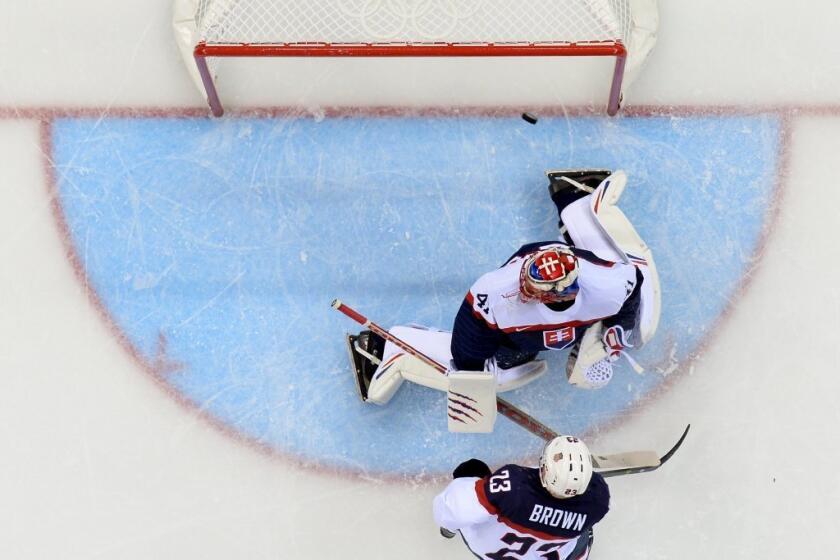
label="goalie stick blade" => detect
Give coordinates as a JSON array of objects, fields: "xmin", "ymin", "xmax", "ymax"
[
  {"xmin": 545, "ymin": 168, "xmax": 612, "ymax": 179},
  {"xmin": 597, "ymin": 424, "xmax": 691, "ymax": 479}
]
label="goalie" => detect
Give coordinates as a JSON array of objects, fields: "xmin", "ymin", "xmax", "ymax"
[{"xmin": 346, "ymin": 170, "xmax": 661, "ymax": 408}]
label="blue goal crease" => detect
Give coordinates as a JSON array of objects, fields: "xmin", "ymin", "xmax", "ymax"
[{"xmin": 50, "ymin": 113, "xmax": 781, "ymax": 475}]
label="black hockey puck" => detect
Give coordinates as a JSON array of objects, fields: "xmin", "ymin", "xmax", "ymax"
[{"xmin": 521, "ymin": 112, "xmax": 538, "ymax": 124}]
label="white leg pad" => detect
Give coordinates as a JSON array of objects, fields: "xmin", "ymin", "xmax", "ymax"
[
  {"xmin": 365, "ymin": 354, "xmax": 406, "ymax": 405},
  {"xmin": 560, "ymin": 171, "xmax": 629, "ymax": 264},
  {"xmin": 383, "ymin": 325, "xmax": 453, "ymax": 367},
  {"xmin": 367, "ymin": 353, "xmax": 450, "ymax": 405},
  {"xmin": 398, "ymin": 354, "xmax": 450, "ymax": 392},
  {"xmin": 367, "ymin": 325, "xmax": 453, "ymax": 404},
  {"xmin": 367, "ymin": 325, "xmax": 550, "ymax": 404},
  {"xmin": 447, "ymin": 371, "xmax": 497, "ymax": 433},
  {"xmin": 560, "ymin": 170, "xmax": 662, "ymax": 344},
  {"xmin": 495, "ymin": 360, "xmax": 548, "ymax": 392}
]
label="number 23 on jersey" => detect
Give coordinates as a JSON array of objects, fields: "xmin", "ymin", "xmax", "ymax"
[{"xmin": 489, "ymin": 469, "xmax": 511, "ymax": 493}]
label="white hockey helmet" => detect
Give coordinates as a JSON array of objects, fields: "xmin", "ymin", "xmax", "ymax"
[
  {"xmin": 520, "ymin": 246, "xmax": 579, "ymax": 303},
  {"xmin": 539, "ymin": 435, "xmax": 593, "ymax": 499}
]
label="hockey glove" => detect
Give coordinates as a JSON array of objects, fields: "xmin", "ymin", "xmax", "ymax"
[
  {"xmin": 603, "ymin": 325, "xmax": 643, "ymax": 373},
  {"xmin": 452, "ymin": 458, "xmax": 491, "ymax": 479},
  {"xmin": 603, "ymin": 325, "xmax": 632, "ymax": 361},
  {"xmin": 581, "ymin": 358, "xmax": 614, "ymax": 388}
]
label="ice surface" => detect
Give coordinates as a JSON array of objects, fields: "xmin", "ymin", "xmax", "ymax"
[{"xmin": 48, "ymin": 115, "xmax": 778, "ymax": 477}]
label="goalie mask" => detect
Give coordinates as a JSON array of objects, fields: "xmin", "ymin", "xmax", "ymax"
[
  {"xmin": 520, "ymin": 247, "xmax": 579, "ymax": 303},
  {"xmin": 539, "ymin": 435, "xmax": 593, "ymax": 499}
]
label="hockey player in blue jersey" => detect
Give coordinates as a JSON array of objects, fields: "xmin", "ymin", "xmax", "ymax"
[
  {"xmin": 434, "ymin": 435, "xmax": 608, "ymax": 560},
  {"xmin": 345, "ymin": 170, "xmax": 661, "ymax": 413}
]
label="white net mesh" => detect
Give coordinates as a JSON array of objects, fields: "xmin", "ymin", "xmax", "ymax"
[{"xmin": 194, "ymin": 0, "xmax": 633, "ymax": 48}]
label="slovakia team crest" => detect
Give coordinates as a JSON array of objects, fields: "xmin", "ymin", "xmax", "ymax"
[
  {"xmin": 543, "ymin": 327, "xmax": 576, "ymax": 350},
  {"xmin": 47, "ymin": 113, "xmax": 783, "ymax": 477}
]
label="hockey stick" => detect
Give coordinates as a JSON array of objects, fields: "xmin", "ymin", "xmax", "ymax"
[
  {"xmin": 332, "ymin": 300, "xmax": 690, "ymax": 476},
  {"xmin": 595, "ymin": 424, "xmax": 691, "ymax": 478},
  {"xmin": 331, "ymin": 299, "xmax": 559, "ymax": 442}
]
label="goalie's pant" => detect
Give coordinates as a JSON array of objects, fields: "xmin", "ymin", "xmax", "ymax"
[{"xmin": 366, "ymin": 325, "xmax": 547, "ymax": 406}]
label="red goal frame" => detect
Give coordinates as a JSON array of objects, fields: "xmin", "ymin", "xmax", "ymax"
[{"xmin": 193, "ymin": 41, "xmax": 628, "ymax": 118}]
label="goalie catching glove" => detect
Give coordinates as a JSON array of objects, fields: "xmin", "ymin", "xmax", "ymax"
[{"xmin": 567, "ymin": 324, "xmax": 643, "ymax": 389}]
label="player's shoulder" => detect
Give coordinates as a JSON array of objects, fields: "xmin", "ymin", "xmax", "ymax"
[
  {"xmin": 469, "ymin": 264, "xmax": 520, "ymax": 303},
  {"xmin": 489, "ymin": 463, "xmax": 536, "ymax": 482},
  {"xmin": 570, "ymin": 472, "xmax": 610, "ymax": 518},
  {"xmin": 485, "ymin": 463, "xmax": 539, "ymax": 489},
  {"xmin": 493, "ymin": 463, "xmax": 534, "ymax": 475},
  {"xmin": 482, "ymin": 464, "xmax": 542, "ymax": 506},
  {"xmin": 587, "ymin": 472, "xmax": 610, "ymax": 504}
]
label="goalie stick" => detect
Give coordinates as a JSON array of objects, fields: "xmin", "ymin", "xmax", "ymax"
[
  {"xmin": 332, "ymin": 299, "xmax": 557, "ymax": 441},
  {"xmin": 331, "ymin": 299, "xmax": 690, "ymax": 476}
]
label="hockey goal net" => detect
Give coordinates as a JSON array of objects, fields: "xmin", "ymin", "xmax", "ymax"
[{"xmin": 173, "ymin": 0, "xmax": 658, "ymax": 116}]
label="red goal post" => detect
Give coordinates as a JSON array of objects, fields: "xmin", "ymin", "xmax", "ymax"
[{"xmin": 173, "ymin": 0, "xmax": 658, "ymax": 117}]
